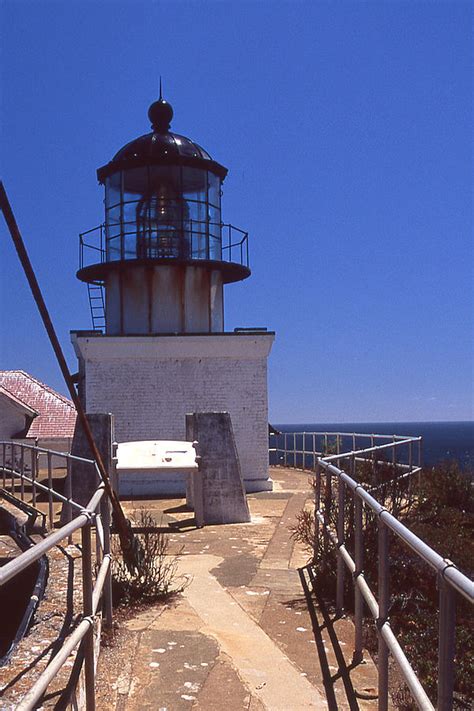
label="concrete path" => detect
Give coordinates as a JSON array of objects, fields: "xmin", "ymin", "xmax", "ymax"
[
  {"xmin": 179, "ymin": 554, "xmax": 327, "ymax": 710},
  {"xmin": 96, "ymin": 467, "xmax": 381, "ymax": 710}
]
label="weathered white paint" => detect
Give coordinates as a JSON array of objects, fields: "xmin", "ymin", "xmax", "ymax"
[
  {"xmin": 104, "ymin": 264, "xmax": 223, "ymax": 335},
  {"xmin": 0, "ymin": 390, "xmax": 36, "ymax": 440},
  {"xmin": 71, "ymin": 332, "xmax": 274, "ymax": 494},
  {"xmin": 116, "ymin": 440, "xmax": 199, "ymax": 497},
  {"xmin": 116, "ymin": 440, "xmax": 198, "ymax": 469}
]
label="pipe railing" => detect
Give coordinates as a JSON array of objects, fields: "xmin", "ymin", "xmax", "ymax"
[
  {"xmin": 271, "ymin": 431, "xmax": 472, "ymax": 709},
  {"xmin": 316, "ymin": 456, "xmax": 473, "ymax": 710},
  {"xmin": 0, "ymin": 441, "xmax": 113, "ymax": 711},
  {"xmin": 270, "ymin": 431, "xmax": 422, "ymax": 479},
  {"xmin": 79, "ymin": 220, "xmax": 249, "ymax": 270}
]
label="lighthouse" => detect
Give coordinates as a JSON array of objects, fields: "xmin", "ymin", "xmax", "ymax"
[{"xmin": 71, "ymin": 92, "xmax": 274, "ymax": 494}]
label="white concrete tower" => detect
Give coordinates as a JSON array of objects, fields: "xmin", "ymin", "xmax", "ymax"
[{"xmin": 72, "ymin": 92, "xmax": 274, "ymax": 493}]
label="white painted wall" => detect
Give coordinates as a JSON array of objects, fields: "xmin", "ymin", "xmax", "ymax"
[
  {"xmin": 72, "ymin": 333, "xmax": 274, "ymax": 493},
  {"xmin": 0, "ymin": 394, "xmax": 31, "ymax": 439}
]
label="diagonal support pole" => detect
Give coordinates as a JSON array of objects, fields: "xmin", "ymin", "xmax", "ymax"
[{"xmin": 0, "ymin": 181, "xmax": 140, "ymax": 570}]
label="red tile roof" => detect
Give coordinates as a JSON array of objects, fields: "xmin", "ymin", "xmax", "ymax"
[
  {"xmin": 0, "ymin": 371, "xmax": 77, "ymax": 438},
  {"xmin": 0, "ymin": 386, "xmax": 39, "ymax": 417}
]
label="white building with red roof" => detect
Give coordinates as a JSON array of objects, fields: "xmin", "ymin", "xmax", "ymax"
[{"xmin": 0, "ymin": 371, "xmax": 76, "ymax": 451}]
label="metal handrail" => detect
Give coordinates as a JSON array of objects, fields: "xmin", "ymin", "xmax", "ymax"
[
  {"xmin": 0, "ymin": 442, "xmax": 113, "ymax": 711},
  {"xmin": 321, "ymin": 459, "xmax": 473, "ymax": 602},
  {"xmin": 271, "ymin": 431, "xmax": 471, "ymax": 709},
  {"xmin": 2, "ymin": 440, "xmax": 95, "ymax": 462},
  {"xmin": 272, "ymin": 431, "xmax": 417, "ymax": 440},
  {"xmin": 0, "ymin": 486, "xmax": 105, "ymax": 586},
  {"xmin": 270, "ymin": 430, "xmax": 422, "ymax": 472},
  {"xmin": 322, "ymin": 437, "xmax": 422, "ymax": 462},
  {"xmin": 316, "ymin": 451, "xmax": 472, "ymax": 711}
]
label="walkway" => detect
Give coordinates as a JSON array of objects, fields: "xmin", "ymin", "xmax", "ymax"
[{"xmin": 96, "ymin": 467, "xmax": 380, "ymax": 710}]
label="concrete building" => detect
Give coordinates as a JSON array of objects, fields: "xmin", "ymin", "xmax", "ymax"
[{"xmin": 72, "ymin": 92, "xmax": 274, "ymax": 494}]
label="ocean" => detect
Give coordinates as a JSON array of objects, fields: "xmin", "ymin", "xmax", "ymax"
[{"xmin": 273, "ymin": 421, "xmax": 474, "ymax": 470}]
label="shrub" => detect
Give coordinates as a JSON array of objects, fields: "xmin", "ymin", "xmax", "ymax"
[
  {"xmin": 111, "ymin": 509, "xmax": 188, "ymax": 606},
  {"xmin": 293, "ymin": 461, "xmax": 474, "ymax": 709}
]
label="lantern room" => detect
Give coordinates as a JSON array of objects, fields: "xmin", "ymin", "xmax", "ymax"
[{"xmin": 77, "ymin": 95, "xmax": 250, "ymax": 335}]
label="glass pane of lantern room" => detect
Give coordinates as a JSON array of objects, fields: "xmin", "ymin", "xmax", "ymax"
[
  {"xmin": 208, "ymin": 173, "xmax": 221, "ymax": 210},
  {"xmin": 208, "ymin": 206, "xmax": 221, "ymax": 260},
  {"xmin": 208, "ymin": 173, "xmax": 222, "ymax": 260},
  {"xmin": 105, "ymin": 172, "xmax": 121, "ymax": 209},
  {"xmin": 122, "ymin": 167, "xmax": 149, "ymax": 258},
  {"xmin": 105, "ymin": 205, "xmax": 122, "ymax": 261},
  {"xmin": 105, "ymin": 173, "xmax": 122, "ymax": 260},
  {"xmin": 182, "ymin": 167, "xmax": 208, "ymax": 259}
]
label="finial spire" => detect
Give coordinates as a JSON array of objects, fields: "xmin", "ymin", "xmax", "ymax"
[{"xmin": 148, "ymin": 82, "xmax": 173, "ymax": 133}]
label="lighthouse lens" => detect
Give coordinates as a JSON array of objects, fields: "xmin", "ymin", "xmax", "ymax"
[
  {"xmin": 104, "ymin": 165, "xmax": 222, "ymax": 262},
  {"xmin": 136, "ymin": 184, "xmax": 189, "ymax": 259}
]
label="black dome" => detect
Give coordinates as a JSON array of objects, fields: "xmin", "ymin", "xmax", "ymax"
[
  {"xmin": 113, "ymin": 131, "xmax": 213, "ymax": 163},
  {"xmin": 97, "ymin": 97, "xmax": 227, "ymax": 182}
]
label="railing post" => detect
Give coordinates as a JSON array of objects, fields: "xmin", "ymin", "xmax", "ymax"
[
  {"xmin": 11, "ymin": 442, "xmax": 16, "ymax": 493},
  {"xmin": 112, "ymin": 441, "xmax": 119, "ymax": 493},
  {"xmin": 81, "ymin": 523, "xmax": 96, "ymax": 711},
  {"xmin": 418, "ymin": 437, "xmax": 423, "ymax": 488},
  {"xmin": 336, "ymin": 473, "xmax": 345, "ymax": 615},
  {"xmin": 353, "ymin": 456, "xmax": 364, "ymax": 664},
  {"xmin": 2, "ymin": 442, "xmax": 6, "ymax": 488},
  {"xmin": 65, "ymin": 456, "xmax": 73, "ymax": 544},
  {"xmin": 284, "ymin": 434, "xmax": 287, "ymax": 467},
  {"xmin": 20, "ymin": 445, "xmax": 25, "ymax": 501},
  {"xmin": 408, "ymin": 440, "xmax": 413, "ymax": 498},
  {"xmin": 101, "ymin": 494, "xmax": 113, "ymax": 629},
  {"xmin": 377, "ymin": 519, "xmax": 389, "ymax": 711},
  {"xmin": 314, "ymin": 460, "xmax": 321, "ymax": 561},
  {"xmin": 95, "ymin": 512, "xmax": 102, "ymax": 563},
  {"xmin": 323, "ymin": 468, "xmax": 332, "ymax": 570},
  {"xmin": 47, "ymin": 451, "xmax": 54, "ymax": 529},
  {"xmin": 312, "ymin": 433, "xmax": 316, "ymax": 470},
  {"xmin": 437, "ymin": 575, "xmax": 456, "ymax": 711},
  {"xmin": 391, "ymin": 439, "xmax": 398, "ymax": 514},
  {"xmin": 31, "ymin": 447, "xmax": 37, "ymax": 507},
  {"xmin": 302, "ymin": 432, "xmax": 305, "ymax": 471},
  {"xmin": 369, "ymin": 434, "xmax": 374, "ymax": 478}
]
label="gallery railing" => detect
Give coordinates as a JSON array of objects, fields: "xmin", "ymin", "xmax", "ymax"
[
  {"xmin": 79, "ymin": 220, "xmax": 249, "ymax": 271},
  {"xmin": 0, "ymin": 441, "xmax": 112, "ymax": 711},
  {"xmin": 271, "ymin": 432, "xmax": 473, "ymax": 711}
]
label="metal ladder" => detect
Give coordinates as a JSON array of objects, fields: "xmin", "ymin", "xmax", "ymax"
[{"xmin": 87, "ymin": 282, "xmax": 106, "ymax": 332}]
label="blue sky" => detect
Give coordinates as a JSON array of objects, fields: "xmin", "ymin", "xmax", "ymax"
[{"xmin": 1, "ymin": 1, "xmax": 472, "ymax": 422}]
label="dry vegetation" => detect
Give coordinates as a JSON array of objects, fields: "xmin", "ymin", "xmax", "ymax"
[
  {"xmin": 111, "ymin": 509, "xmax": 188, "ymax": 607},
  {"xmin": 293, "ymin": 459, "xmax": 474, "ymax": 710}
]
